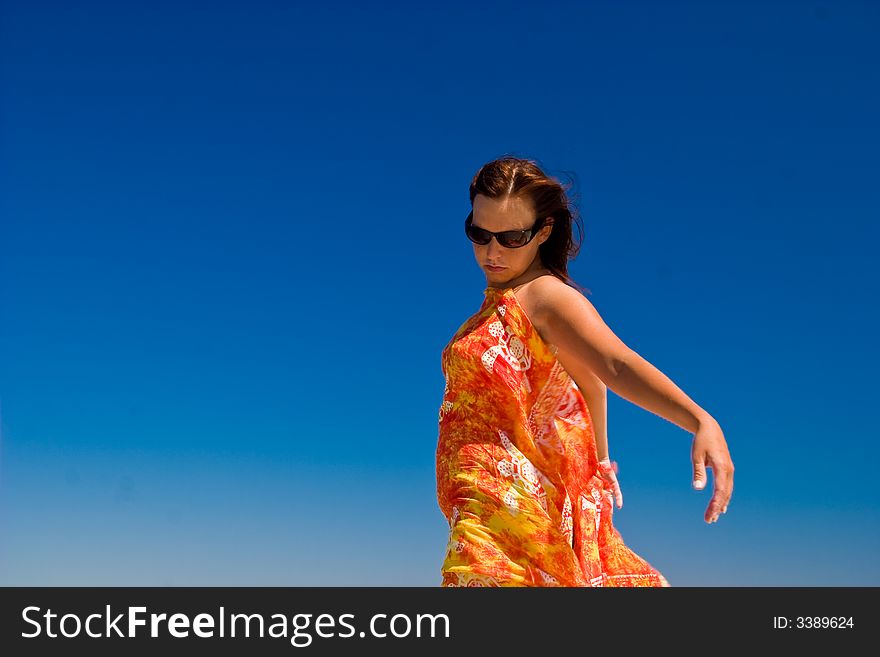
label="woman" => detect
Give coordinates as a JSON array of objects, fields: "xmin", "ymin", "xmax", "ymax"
[{"xmin": 436, "ymin": 156, "xmax": 734, "ymax": 587}]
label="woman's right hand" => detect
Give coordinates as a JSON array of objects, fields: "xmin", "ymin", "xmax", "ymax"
[
  {"xmin": 597, "ymin": 457, "xmax": 623, "ymax": 509},
  {"xmin": 691, "ymin": 416, "xmax": 734, "ymax": 523}
]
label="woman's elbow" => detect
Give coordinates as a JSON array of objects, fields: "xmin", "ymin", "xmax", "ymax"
[{"xmin": 606, "ymin": 349, "xmax": 634, "ymax": 381}]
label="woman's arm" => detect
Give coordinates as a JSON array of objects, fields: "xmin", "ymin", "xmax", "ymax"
[
  {"xmin": 577, "ymin": 369, "xmax": 609, "ymax": 461},
  {"xmin": 532, "ymin": 278, "xmax": 734, "ymax": 523},
  {"xmin": 577, "ymin": 370, "xmax": 623, "ymax": 509},
  {"xmin": 535, "ymin": 280, "xmax": 707, "ymax": 432}
]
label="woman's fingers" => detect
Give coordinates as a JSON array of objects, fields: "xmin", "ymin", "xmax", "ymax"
[
  {"xmin": 691, "ymin": 421, "xmax": 735, "ymax": 524},
  {"xmin": 597, "ymin": 457, "xmax": 623, "ymax": 509},
  {"xmin": 693, "ymin": 459, "xmax": 707, "ymax": 490},
  {"xmin": 706, "ymin": 457, "xmax": 734, "ymax": 523},
  {"xmin": 698, "ymin": 456, "xmax": 734, "ymax": 523},
  {"xmin": 603, "ymin": 477, "xmax": 623, "ymax": 509}
]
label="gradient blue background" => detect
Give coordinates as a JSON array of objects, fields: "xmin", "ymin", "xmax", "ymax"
[{"xmin": 1, "ymin": 0, "xmax": 877, "ymax": 586}]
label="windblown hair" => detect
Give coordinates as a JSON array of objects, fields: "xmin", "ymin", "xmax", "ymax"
[{"xmin": 468, "ymin": 155, "xmax": 589, "ymax": 295}]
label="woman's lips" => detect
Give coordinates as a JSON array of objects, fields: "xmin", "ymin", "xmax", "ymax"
[{"xmin": 486, "ymin": 265, "xmax": 505, "ymax": 272}]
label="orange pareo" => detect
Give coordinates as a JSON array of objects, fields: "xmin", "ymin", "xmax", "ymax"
[{"xmin": 436, "ymin": 285, "xmax": 670, "ymax": 587}]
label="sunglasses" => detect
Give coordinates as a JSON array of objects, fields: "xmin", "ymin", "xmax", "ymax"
[{"xmin": 464, "ymin": 211, "xmax": 546, "ymax": 248}]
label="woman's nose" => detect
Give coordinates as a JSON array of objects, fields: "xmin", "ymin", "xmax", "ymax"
[{"xmin": 486, "ymin": 237, "xmax": 504, "ymax": 256}]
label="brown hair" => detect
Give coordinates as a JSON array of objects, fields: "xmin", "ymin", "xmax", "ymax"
[{"xmin": 468, "ymin": 155, "xmax": 589, "ymax": 296}]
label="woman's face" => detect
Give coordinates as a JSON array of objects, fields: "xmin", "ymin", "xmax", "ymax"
[{"xmin": 471, "ymin": 194, "xmax": 554, "ymax": 285}]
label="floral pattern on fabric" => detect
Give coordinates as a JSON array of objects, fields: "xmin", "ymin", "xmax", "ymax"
[{"xmin": 436, "ymin": 285, "xmax": 670, "ymax": 587}]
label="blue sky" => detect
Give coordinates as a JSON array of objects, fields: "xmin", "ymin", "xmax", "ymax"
[{"xmin": 1, "ymin": 0, "xmax": 877, "ymax": 586}]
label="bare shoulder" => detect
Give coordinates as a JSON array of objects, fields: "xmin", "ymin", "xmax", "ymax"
[
  {"xmin": 518, "ymin": 275, "xmax": 625, "ymax": 383},
  {"xmin": 515, "ymin": 275, "xmax": 586, "ymax": 334},
  {"xmin": 524, "ymin": 275, "xmax": 585, "ymax": 313}
]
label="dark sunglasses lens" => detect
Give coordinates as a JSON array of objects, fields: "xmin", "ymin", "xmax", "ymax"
[
  {"xmin": 466, "ymin": 224, "xmax": 492, "ymax": 244},
  {"xmin": 498, "ymin": 231, "xmax": 529, "ymax": 248}
]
